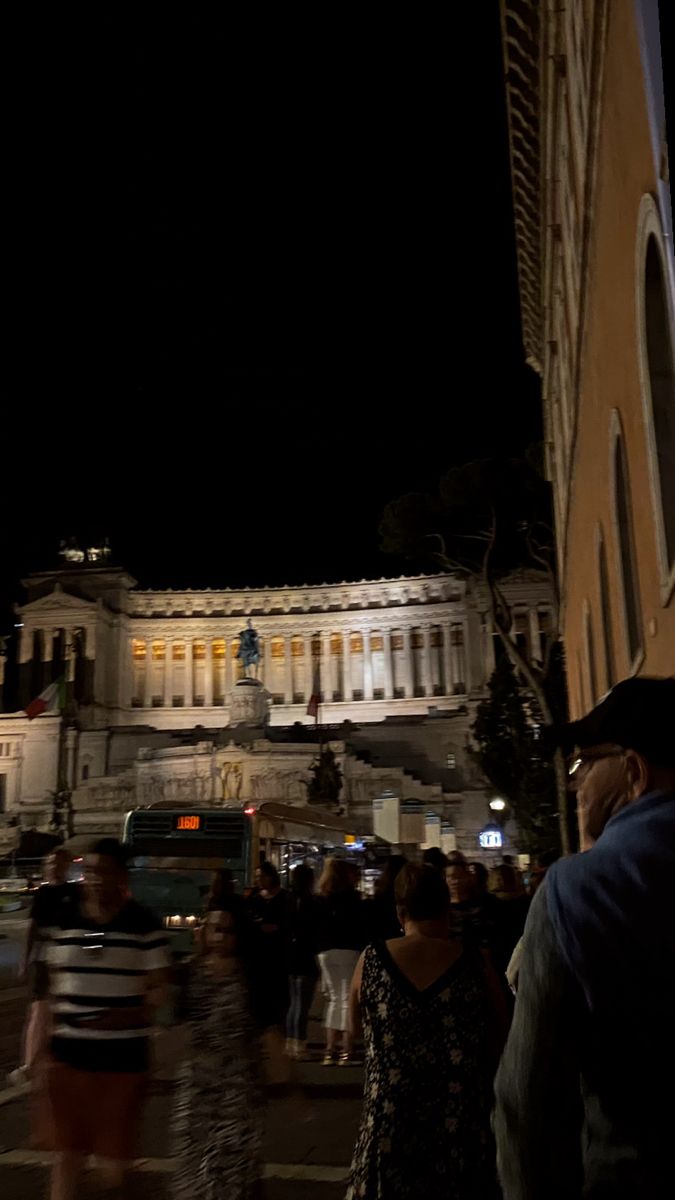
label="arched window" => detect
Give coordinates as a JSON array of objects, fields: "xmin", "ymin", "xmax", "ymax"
[
  {"xmin": 582, "ymin": 601, "xmax": 598, "ymax": 705},
  {"xmin": 636, "ymin": 195, "xmax": 675, "ymax": 602},
  {"xmin": 596, "ymin": 526, "xmax": 615, "ymax": 690},
  {"xmin": 610, "ymin": 414, "xmax": 644, "ymax": 669},
  {"xmin": 577, "ymin": 650, "xmax": 588, "ymax": 715}
]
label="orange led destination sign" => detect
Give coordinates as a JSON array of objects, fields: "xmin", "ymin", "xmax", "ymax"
[{"xmin": 173, "ymin": 814, "xmax": 203, "ymax": 832}]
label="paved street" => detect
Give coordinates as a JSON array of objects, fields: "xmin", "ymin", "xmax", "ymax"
[{"xmin": 0, "ymin": 918, "xmax": 361, "ymax": 1198}]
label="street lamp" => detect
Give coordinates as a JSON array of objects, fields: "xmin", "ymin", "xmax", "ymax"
[{"xmin": 489, "ymin": 797, "xmax": 507, "ymax": 812}]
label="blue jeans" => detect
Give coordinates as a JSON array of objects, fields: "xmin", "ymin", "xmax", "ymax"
[{"xmin": 286, "ymin": 975, "xmax": 317, "ymax": 1042}]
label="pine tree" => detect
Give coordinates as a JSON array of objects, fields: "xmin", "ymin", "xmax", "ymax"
[{"xmin": 471, "ymin": 655, "xmax": 562, "ymax": 858}]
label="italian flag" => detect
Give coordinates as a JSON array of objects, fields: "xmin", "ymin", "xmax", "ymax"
[{"xmin": 24, "ymin": 678, "xmax": 65, "ymax": 720}]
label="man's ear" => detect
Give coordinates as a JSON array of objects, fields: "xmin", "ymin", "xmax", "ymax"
[{"xmin": 623, "ymin": 749, "xmax": 650, "ymax": 799}]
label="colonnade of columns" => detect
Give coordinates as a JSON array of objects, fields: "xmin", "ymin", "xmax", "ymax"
[
  {"xmin": 131, "ymin": 621, "xmax": 471, "ymax": 709},
  {"xmin": 13, "ymin": 611, "xmax": 549, "ymax": 712},
  {"xmin": 13, "ymin": 626, "xmax": 96, "ymax": 707}
]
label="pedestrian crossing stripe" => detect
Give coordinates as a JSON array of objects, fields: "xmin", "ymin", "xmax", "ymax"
[{"xmin": 0, "ymin": 1150, "xmax": 350, "ymax": 1182}]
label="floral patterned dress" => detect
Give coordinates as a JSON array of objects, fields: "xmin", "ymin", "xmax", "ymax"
[
  {"xmin": 172, "ymin": 963, "xmax": 263, "ymax": 1200},
  {"xmin": 347, "ymin": 942, "xmax": 498, "ymax": 1200}
]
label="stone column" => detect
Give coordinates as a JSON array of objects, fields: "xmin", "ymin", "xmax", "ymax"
[
  {"xmin": 41, "ymin": 628, "xmax": 54, "ymax": 689},
  {"xmin": 462, "ymin": 620, "xmax": 472, "ymax": 691},
  {"xmin": 204, "ymin": 638, "xmax": 214, "ymax": 707},
  {"xmin": 451, "ymin": 626, "xmax": 466, "ymax": 693},
  {"xmin": 125, "ymin": 636, "xmax": 135, "ymax": 709},
  {"xmin": 383, "ymin": 628, "xmax": 394, "ymax": 700},
  {"xmin": 225, "ymin": 637, "xmax": 233, "ymax": 698},
  {"xmin": 18, "ymin": 626, "xmax": 33, "ymax": 666},
  {"xmin": 17, "ymin": 625, "xmax": 33, "ymax": 708},
  {"xmin": 321, "ymin": 631, "xmax": 332, "ymax": 701},
  {"xmin": 422, "ymin": 626, "xmax": 433, "ymax": 696},
  {"xmin": 83, "ymin": 625, "xmax": 97, "ymax": 706},
  {"xmin": 442, "ymin": 621, "xmax": 453, "ymax": 695},
  {"xmin": 164, "ymin": 641, "xmax": 174, "ymax": 707},
  {"xmin": 143, "ymin": 640, "xmax": 154, "ymax": 707},
  {"xmin": 465, "ymin": 608, "xmax": 484, "ymax": 692},
  {"xmin": 84, "ymin": 625, "xmax": 96, "ymax": 660},
  {"xmin": 284, "ymin": 635, "xmax": 294, "ymax": 703},
  {"xmin": 184, "ymin": 639, "xmax": 194, "ymax": 707},
  {"xmin": 68, "ymin": 630, "xmax": 81, "ymax": 686},
  {"xmin": 363, "ymin": 630, "xmax": 374, "ymax": 701},
  {"xmin": 343, "ymin": 631, "xmax": 352, "ymax": 702},
  {"xmin": 304, "ymin": 634, "xmax": 314, "ymax": 700},
  {"xmin": 65, "ymin": 727, "xmax": 78, "ymax": 789},
  {"xmin": 258, "ymin": 635, "xmax": 267, "ymax": 688},
  {"xmin": 529, "ymin": 608, "xmax": 542, "ymax": 664},
  {"xmin": 402, "ymin": 627, "xmax": 413, "ymax": 698}
]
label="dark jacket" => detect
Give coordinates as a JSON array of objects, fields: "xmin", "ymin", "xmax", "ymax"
[
  {"xmin": 494, "ymin": 790, "xmax": 675, "ymax": 1199},
  {"xmin": 364, "ymin": 891, "xmax": 402, "ymax": 943},
  {"xmin": 287, "ymin": 892, "xmax": 320, "ymax": 978},
  {"xmin": 316, "ymin": 890, "xmax": 364, "ymax": 953}
]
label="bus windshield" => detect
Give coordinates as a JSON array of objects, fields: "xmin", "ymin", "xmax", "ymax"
[{"xmin": 128, "ymin": 867, "xmax": 210, "ymax": 917}]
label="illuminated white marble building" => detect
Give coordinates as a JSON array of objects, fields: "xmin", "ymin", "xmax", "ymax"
[{"xmin": 0, "ymin": 560, "xmax": 553, "ymax": 855}]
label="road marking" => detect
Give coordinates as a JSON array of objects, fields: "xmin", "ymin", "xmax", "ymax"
[
  {"xmin": 0, "ymin": 1150, "xmax": 350, "ymax": 1181},
  {"xmin": 263, "ymin": 1163, "xmax": 350, "ymax": 1182}
]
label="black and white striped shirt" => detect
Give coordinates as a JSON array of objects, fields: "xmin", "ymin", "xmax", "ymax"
[{"xmin": 45, "ymin": 893, "xmax": 170, "ymax": 1072}]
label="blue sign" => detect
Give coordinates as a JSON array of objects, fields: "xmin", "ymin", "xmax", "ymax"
[{"xmin": 479, "ymin": 829, "xmax": 503, "ymax": 850}]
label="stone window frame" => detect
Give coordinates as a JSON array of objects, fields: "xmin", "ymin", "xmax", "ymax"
[
  {"xmin": 609, "ymin": 409, "xmax": 645, "ymax": 676},
  {"xmin": 635, "ymin": 193, "xmax": 675, "ymax": 606},
  {"xmin": 576, "ymin": 649, "xmax": 587, "ymax": 716},
  {"xmin": 582, "ymin": 599, "xmax": 598, "ymax": 707},
  {"xmin": 595, "ymin": 523, "xmax": 615, "ymax": 693}
]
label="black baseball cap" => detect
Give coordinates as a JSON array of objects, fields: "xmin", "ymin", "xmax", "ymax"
[{"xmin": 553, "ymin": 677, "xmax": 675, "ymax": 767}]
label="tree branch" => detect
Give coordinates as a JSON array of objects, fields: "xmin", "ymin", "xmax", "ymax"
[{"xmin": 424, "ymin": 532, "xmax": 449, "ymax": 558}]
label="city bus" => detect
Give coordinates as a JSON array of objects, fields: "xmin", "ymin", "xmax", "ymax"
[{"xmin": 121, "ymin": 801, "xmax": 389, "ymax": 952}]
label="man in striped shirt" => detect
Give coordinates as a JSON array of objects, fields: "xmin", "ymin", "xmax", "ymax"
[{"xmin": 42, "ymin": 837, "xmax": 169, "ymax": 1200}]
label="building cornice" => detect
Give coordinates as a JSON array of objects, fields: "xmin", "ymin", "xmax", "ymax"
[
  {"xmin": 500, "ymin": 0, "xmax": 543, "ymax": 373},
  {"xmin": 126, "ymin": 604, "xmax": 471, "ymax": 641},
  {"xmin": 127, "ymin": 573, "xmax": 466, "ymax": 618}
]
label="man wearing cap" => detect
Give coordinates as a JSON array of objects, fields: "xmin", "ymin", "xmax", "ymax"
[{"xmin": 493, "ymin": 677, "xmax": 675, "ymax": 1199}]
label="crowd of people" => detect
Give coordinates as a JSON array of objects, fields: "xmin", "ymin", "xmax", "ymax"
[{"xmin": 7, "ymin": 675, "xmax": 674, "ymax": 1199}]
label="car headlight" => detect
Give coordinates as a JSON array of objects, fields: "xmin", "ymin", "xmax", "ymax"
[{"xmin": 164, "ymin": 914, "xmax": 200, "ymax": 929}]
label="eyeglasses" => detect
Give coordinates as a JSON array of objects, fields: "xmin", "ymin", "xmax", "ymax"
[{"xmin": 567, "ymin": 748, "xmax": 625, "ymax": 780}]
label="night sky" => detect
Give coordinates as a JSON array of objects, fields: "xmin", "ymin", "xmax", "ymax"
[{"xmin": 2, "ymin": 5, "xmax": 541, "ymax": 631}]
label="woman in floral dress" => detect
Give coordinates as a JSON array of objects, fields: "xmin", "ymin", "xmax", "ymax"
[
  {"xmin": 346, "ymin": 864, "xmax": 503, "ymax": 1200},
  {"xmin": 172, "ymin": 902, "xmax": 262, "ymax": 1200}
]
